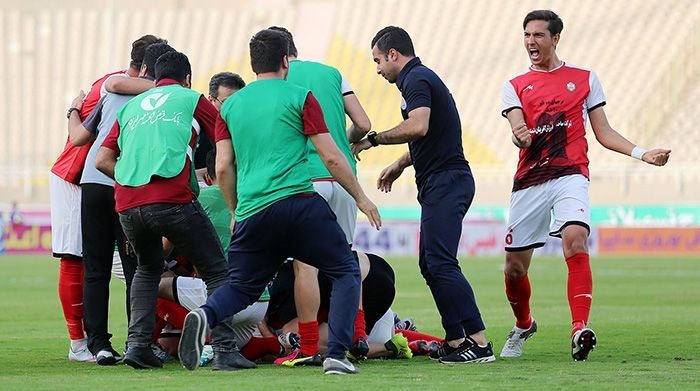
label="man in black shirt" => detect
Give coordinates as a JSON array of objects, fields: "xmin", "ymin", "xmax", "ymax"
[{"xmin": 353, "ymin": 26, "xmax": 494, "ymax": 364}]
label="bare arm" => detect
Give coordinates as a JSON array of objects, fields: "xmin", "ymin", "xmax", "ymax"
[
  {"xmin": 505, "ymin": 108, "xmax": 531, "ymax": 149},
  {"xmin": 310, "ymin": 132, "xmax": 381, "ymax": 229},
  {"xmin": 67, "ymin": 91, "xmax": 95, "ymax": 146},
  {"xmin": 589, "ymin": 107, "xmax": 671, "ymax": 166},
  {"xmin": 344, "ymin": 93, "xmax": 372, "ymax": 143},
  {"xmin": 105, "ymin": 76, "xmax": 154, "ymax": 95},
  {"xmin": 377, "ymin": 152, "xmax": 412, "ymax": 193},
  {"xmin": 95, "ymin": 147, "xmax": 118, "ymax": 179},
  {"xmin": 351, "ymin": 107, "xmax": 430, "ymax": 161},
  {"xmin": 215, "ymin": 139, "xmax": 237, "ymax": 225}
]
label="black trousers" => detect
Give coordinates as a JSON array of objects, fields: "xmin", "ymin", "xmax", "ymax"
[
  {"xmin": 81, "ymin": 183, "xmax": 137, "ymax": 354},
  {"xmin": 417, "ymin": 168, "xmax": 485, "ymax": 340}
]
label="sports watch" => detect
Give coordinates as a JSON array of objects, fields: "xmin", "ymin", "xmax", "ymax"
[{"xmin": 367, "ymin": 131, "xmax": 379, "ymax": 147}]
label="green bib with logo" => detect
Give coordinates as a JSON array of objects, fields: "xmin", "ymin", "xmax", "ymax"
[{"xmin": 114, "ymin": 84, "xmax": 202, "ymax": 194}]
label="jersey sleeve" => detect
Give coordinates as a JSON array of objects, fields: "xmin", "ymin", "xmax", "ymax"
[
  {"xmin": 302, "ymin": 93, "xmax": 329, "ymax": 135},
  {"xmin": 82, "ymin": 97, "xmax": 105, "ymax": 134},
  {"xmin": 403, "ymin": 77, "xmax": 432, "ymax": 112},
  {"xmin": 214, "ymin": 113, "xmax": 232, "ymax": 142},
  {"xmin": 340, "ymin": 74, "xmax": 354, "ymax": 96},
  {"xmin": 501, "ymin": 80, "xmax": 522, "ymax": 118},
  {"xmin": 101, "ymin": 120, "xmax": 121, "ymax": 153},
  {"xmin": 586, "ymin": 71, "xmax": 606, "ymax": 112},
  {"xmin": 193, "ymin": 95, "xmax": 218, "ymax": 143}
]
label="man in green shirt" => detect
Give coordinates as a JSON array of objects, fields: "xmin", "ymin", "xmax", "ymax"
[
  {"xmin": 268, "ymin": 26, "xmax": 373, "ymax": 365},
  {"xmin": 178, "ymin": 29, "xmax": 381, "ymax": 376}
]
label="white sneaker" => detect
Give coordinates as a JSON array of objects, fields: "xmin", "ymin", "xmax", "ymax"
[
  {"xmin": 323, "ymin": 357, "xmax": 359, "ymax": 375},
  {"xmin": 500, "ymin": 320, "xmax": 537, "ymax": 358},
  {"xmin": 68, "ymin": 339, "xmax": 95, "ymax": 362}
]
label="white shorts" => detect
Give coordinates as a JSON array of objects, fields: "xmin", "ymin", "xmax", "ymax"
[
  {"xmin": 49, "ymin": 173, "xmax": 82, "ymax": 258},
  {"xmin": 173, "ymin": 276, "xmax": 268, "ymax": 347},
  {"xmin": 367, "ymin": 308, "xmax": 395, "ymax": 344},
  {"xmin": 313, "ymin": 180, "xmax": 357, "ymax": 245},
  {"xmin": 505, "ymin": 174, "xmax": 591, "ymax": 251}
]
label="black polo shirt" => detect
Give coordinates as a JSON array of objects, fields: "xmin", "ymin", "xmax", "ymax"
[{"xmin": 396, "ymin": 57, "xmax": 468, "ymax": 187}]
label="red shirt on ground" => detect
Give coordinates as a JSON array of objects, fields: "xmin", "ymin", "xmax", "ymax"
[
  {"xmin": 101, "ymin": 79, "xmax": 218, "ymax": 212},
  {"xmin": 502, "ymin": 63, "xmax": 606, "ymax": 191},
  {"xmin": 51, "ymin": 70, "xmax": 124, "ymax": 184}
]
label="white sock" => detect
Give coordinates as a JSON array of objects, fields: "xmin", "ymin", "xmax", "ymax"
[{"xmin": 70, "ymin": 338, "xmax": 87, "ymax": 351}]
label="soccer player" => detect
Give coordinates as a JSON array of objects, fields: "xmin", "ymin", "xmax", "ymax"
[
  {"xmin": 267, "ymin": 26, "xmax": 373, "ymax": 366},
  {"xmin": 95, "ymin": 51, "xmax": 250, "ymax": 370},
  {"xmin": 54, "ymin": 34, "xmax": 164, "ymax": 362},
  {"xmin": 499, "ymin": 10, "xmax": 671, "ymax": 361},
  {"xmin": 177, "ymin": 29, "xmax": 381, "ymax": 375},
  {"xmin": 353, "ymin": 26, "xmax": 494, "ymax": 364}
]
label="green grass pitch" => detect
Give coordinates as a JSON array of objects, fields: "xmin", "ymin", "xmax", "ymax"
[{"xmin": 0, "ymin": 254, "xmax": 698, "ymax": 389}]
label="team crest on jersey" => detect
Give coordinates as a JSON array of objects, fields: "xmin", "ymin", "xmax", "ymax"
[
  {"xmin": 566, "ymin": 82, "xmax": 576, "ymax": 92},
  {"xmin": 141, "ymin": 92, "xmax": 171, "ymax": 111}
]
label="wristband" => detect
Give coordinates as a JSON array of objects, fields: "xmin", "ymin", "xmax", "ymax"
[
  {"xmin": 631, "ymin": 146, "xmax": 647, "ymax": 160},
  {"xmin": 66, "ymin": 107, "xmax": 81, "ymax": 119}
]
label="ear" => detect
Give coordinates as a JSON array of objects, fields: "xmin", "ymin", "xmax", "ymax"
[
  {"xmin": 388, "ymin": 48, "xmax": 399, "ymax": 62},
  {"xmin": 552, "ymin": 33, "xmax": 560, "ymax": 47},
  {"xmin": 184, "ymin": 74, "xmax": 192, "ymax": 88},
  {"xmin": 282, "ymin": 55, "xmax": 290, "ymax": 71}
]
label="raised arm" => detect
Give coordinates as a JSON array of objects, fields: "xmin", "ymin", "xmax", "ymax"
[
  {"xmin": 589, "ymin": 107, "xmax": 670, "ymax": 166},
  {"xmin": 67, "ymin": 91, "xmax": 97, "ymax": 146},
  {"xmin": 104, "ymin": 75, "xmax": 154, "ymax": 95}
]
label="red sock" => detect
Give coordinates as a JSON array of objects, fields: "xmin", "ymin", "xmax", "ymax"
[
  {"xmin": 298, "ymin": 321, "xmax": 319, "ymax": 356},
  {"xmin": 152, "ymin": 316, "xmax": 168, "ymax": 342},
  {"xmin": 505, "ymin": 274, "xmax": 532, "ymax": 329},
  {"xmin": 399, "ymin": 329, "xmax": 442, "ymax": 343},
  {"xmin": 566, "ymin": 253, "xmax": 593, "ymax": 334},
  {"xmin": 58, "ymin": 258, "xmax": 85, "ymax": 340},
  {"xmin": 240, "ymin": 337, "xmax": 281, "ymax": 361},
  {"xmin": 156, "ymin": 298, "xmax": 189, "ymax": 330},
  {"xmin": 353, "ymin": 308, "xmax": 367, "ymax": 342}
]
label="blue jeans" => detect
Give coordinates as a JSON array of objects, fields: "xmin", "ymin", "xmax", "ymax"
[{"xmin": 119, "ymin": 201, "xmax": 235, "ymax": 351}]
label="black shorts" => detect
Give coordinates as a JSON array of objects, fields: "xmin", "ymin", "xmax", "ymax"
[{"xmin": 267, "ymin": 252, "xmax": 395, "ymax": 333}]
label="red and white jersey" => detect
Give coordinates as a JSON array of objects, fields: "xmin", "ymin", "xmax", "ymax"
[
  {"xmin": 501, "ymin": 63, "xmax": 606, "ymax": 191},
  {"xmin": 50, "ymin": 70, "xmax": 124, "ymax": 184}
]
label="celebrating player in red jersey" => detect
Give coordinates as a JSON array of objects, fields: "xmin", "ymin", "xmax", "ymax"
[{"xmin": 499, "ymin": 10, "xmax": 670, "ymax": 361}]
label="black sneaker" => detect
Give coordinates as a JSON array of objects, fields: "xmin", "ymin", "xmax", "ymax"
[
  {"xmin": 124, "ymin": 346, "xmax": 163, "ymax": 369},
  {"xmin": 96, "ymin": 346, "xmax": 123, "ymax": 366},
  {"xmin": 348, "ymin": 337, "xmax": 369, "ymax": 362},
  {"xmin": 178, "ymin": 308, "xmax": 209, "ymax": 371},
  {"xmin": 429, "ymin": 341, "xmax": 457, "ymax": 360},
  {"xmin": 212, "ymin": 350, "xmax": 257, "ymax": 371},
  {"xmin": 571, "ymin": 328, "xmax": 597, "ymax": 361},
  {"xmin": 439, "ymin": 339, "xmax": 496, "ymax": 364}
]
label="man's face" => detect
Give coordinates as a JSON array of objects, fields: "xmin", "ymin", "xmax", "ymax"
[
  {"xmin": 372, "ymin": 45, "xmax": 400, "ymax": 84},
  {"xmin": 524, "ymin": 20, "xmax": 559, "ymax": 67},
  {"xmin": 209, "ymin": 86, "xmax": 238, "ymax": 111}
]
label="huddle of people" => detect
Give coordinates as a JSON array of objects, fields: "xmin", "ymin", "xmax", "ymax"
[{"xmin": 50, "ymin": 9, "xmax": 670, "ymax": 376}]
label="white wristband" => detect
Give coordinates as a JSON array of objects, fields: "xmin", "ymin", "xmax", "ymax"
[{"xmin": 631, "ymin": 146, "xmax": 647, "ymax": 160}]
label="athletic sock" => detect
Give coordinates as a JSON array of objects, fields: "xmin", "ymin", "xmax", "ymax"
[
  {"xmin": 505, "ymin": 274, "xmax": 533, "ymax": 329},
  {"xmin": 398, "ymin": 329, "xmax": 442, "ymax": 343},
  {"xmin": 566, "ymin": 253, "xmax": 593, "ymax": 335},
  {"xmin": 156, "ymin": 298, "xmax": 189, "ymax": 330},
  {"xmin": 58, "ymin": 258, "xmax": 85, "ymax": 340},
  {"xmin": 298, "ymin": 321, "xmax": 319, "ymax": 356},
  {"xmin": 353, "ymin": 308, "xmax": 367, "ymax": 342},
  {"xmin": 240, "ymin": 337, "xmax": 281, "ymax": 361}
]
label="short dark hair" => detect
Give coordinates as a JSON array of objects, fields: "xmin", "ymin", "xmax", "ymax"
[
  {"xmin": 143, "ymin": 43, "xmax": 176, "ymax": 78},
  {"xmin": 267, "ymin": 26, "xmax": 297, "ymax": 57},
  {"xmin": 370, "ymin": 26, "xmax": 415, "ymax": 57},
  {"xmin": 523, "ymin": 10, "xmax": 563, "ymax": 36},
  {"xmin": 206, "ymin": 149, "xmax": 216, "ymax": 180},
  {"xmin": 130, "ymin": 34, "xmax": 167, "ymax": 68},
  {"xmin": 155, "ymin": 51, "xmax": 191, "ymax": 83},
  {"xmin": 208, "ymin": 72, "xmax": 246, "ymax": 98},
  {"xmin": 249, "ymin": 29, "xmax": 289, "ymax": 74}
]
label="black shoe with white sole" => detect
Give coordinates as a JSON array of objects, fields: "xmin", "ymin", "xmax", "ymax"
[
  {"xmin": 439, "ymin": 339, "xmax": 496, "ymax": 364},
  {"xmin": 178, "ymin": 308, "xmax": 209, "ymax": 371},
  {"xmin": 571, "ymin": 328, "xmax": 597, "ymax": 361},
  {"xmin": 124, "ymin": 346, "xmax": 163, "ymax": 369}
]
